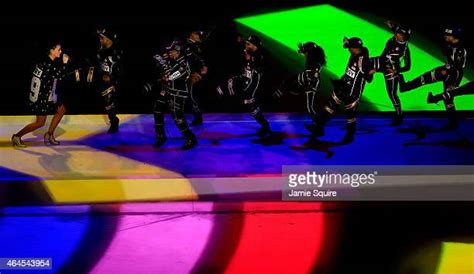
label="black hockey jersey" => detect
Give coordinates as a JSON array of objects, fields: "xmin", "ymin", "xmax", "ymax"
[
  {"xmin": 444, "ymin": 43, "xmax": 467, "ymax": 70},
  {"xmin": 340, "ymin": 47, "xmax": 373, "ymax": 98},
  {"xmin": 29, "ymin": 57, "xmax": 67, "ymax": 106},
  {"xmin": 380, "ymin": 37, "xmax": 411, "ymax": 73},
  {"xmin": 184, "ymin": 39, "xmax": 206, "ymax": 73},
  {"xmin": 97, "ymin": 44, "xmax": 123, "ymax": 79}
]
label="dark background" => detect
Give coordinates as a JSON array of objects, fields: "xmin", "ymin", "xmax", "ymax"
[{"xmin": 1, "ymin": 0, "xmax": 473, "ymax": 115}]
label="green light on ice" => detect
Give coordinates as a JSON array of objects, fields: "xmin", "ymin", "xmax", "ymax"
[{"xmin": 236, "ymin": 4, "xmax": 471, "ymax": 111}]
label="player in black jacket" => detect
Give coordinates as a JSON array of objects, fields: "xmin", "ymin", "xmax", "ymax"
[
  {"xmin": 400, "ymin": 27, "xmax": 467, "ymax": 128},
  {"xmin": 312, "ymin": 37, "xmax": 375, "ymax": 143},
  {"xmin": 216, "ymin": 35, "xmax": 271, "ymax": 137},
  {"xmin": 185, "ymin": 30, "xmax": 208, "ymax": 126},
  {"xmin": 372, "ymin": 21, "xmax": 411, "ymax": 126},
  {"xmin": 95, "ymin": 27, "xmax": 123, "ymax": 133},
  {"xmin": 153, "ymin": 41, "xmax": 197, "ymax": 150},
  {"xmin": 273, "ymin": 42, "xmax": 326, "ymax": 131},
  {"xmin": 12, "ymin": 43, "xmax": 70, "ymax": 148}
]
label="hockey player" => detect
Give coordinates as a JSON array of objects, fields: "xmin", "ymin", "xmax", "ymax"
[
  {"xmin": 313, "ymin": 37, "xmax": 375, "ymax": 143},
  {"xmin": 216, "ymin": 35, "xmax": 271, "ymax": 137},
  {"xmin": 372, "ymin": 21, "xmax": 411, "ymax": 126},
  {"xmin": 273, "ymin": 42, "xmax": 326, "ymax": 133},
  {"xmin": 153, "ymin": 41, "xmax": 197, "ymax": 150},
  {"xmin": 12, "ymin": 42, "xmax": 70, "ymax": 148},
  {"xmin": 400, "ymin": 27, "xmax": 467, "ymax": 128},
  {"xmin": 95, "ymin": 26, "xmax": 123, "ymax": 133},
  {"xmin": 184, "ymin": 30, "xmax": 208, "ymax": 126}
]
